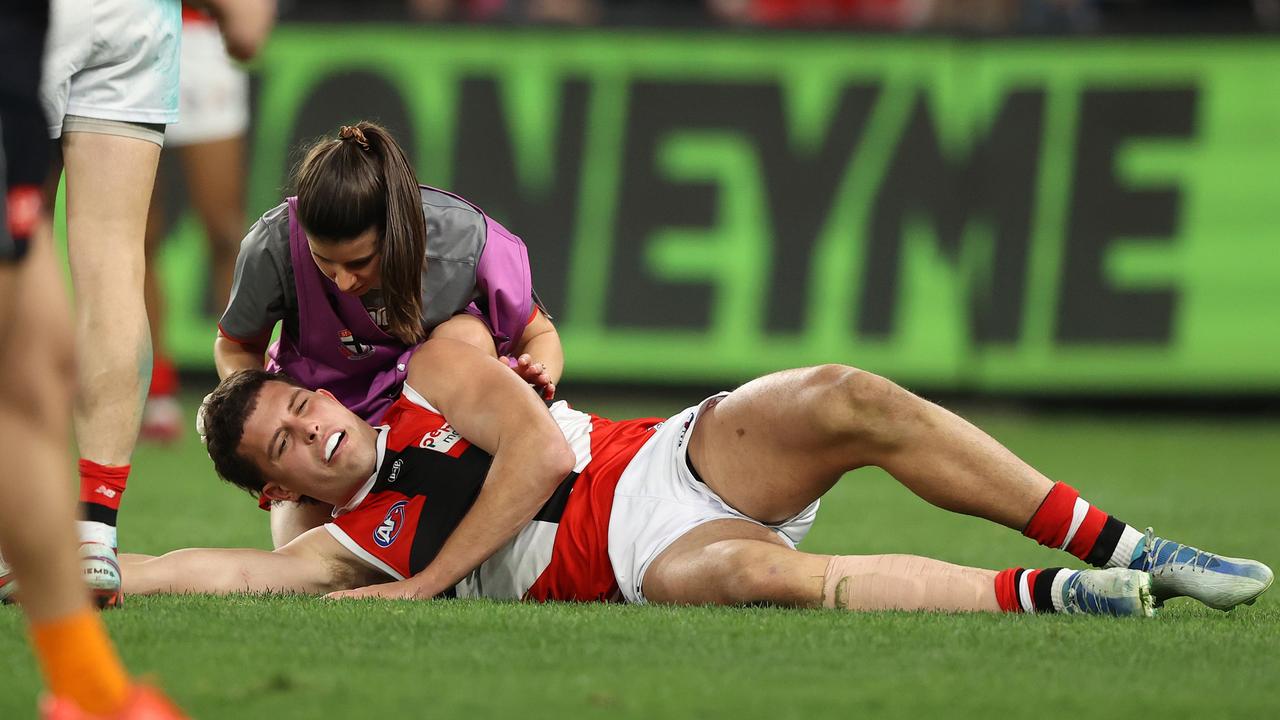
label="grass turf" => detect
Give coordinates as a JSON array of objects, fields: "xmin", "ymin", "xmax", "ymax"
[{"xmin": 2, "ymin": 393, "xmax": 1278, "ymax": 719}]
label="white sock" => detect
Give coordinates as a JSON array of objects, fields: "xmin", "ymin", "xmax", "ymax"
[
  {"xmin": 1109, "ymin": 526, "xmax": 1145, "ymax": 568},
  {"xmin": 77, "ymin": 521, "xmax": 117, "ymax": 549},
  {"xmin": 1050, "ymin": 570, "xmax": 1075, "ymax": 612}
]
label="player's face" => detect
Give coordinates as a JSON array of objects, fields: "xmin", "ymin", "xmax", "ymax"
[
  {"xmin": 239, "ymin": 381, "xmax": 380, "ymax": 506},
  {"xmin": 307, "ymin": 227, "xmax": 382, "ymax": 296}
]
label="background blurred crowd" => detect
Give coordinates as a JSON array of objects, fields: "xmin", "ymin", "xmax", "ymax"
[{"xmin": 281, "ymin": 0, "xmax": 1280, "ymax": 32}]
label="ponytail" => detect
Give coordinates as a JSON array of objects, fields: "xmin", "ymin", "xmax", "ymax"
[{"xmin": 295, "ymin": 121, "xmax": 427, "ymax": 346}]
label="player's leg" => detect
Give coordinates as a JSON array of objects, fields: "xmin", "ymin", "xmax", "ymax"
[
  {"xmin": 687, "ymin": 365, "xmax": 1049, "ymax": 526},
  {"xmin": 140, "ymin": 159, "xmax": 182, "ymax": 442},
  {"xmin": 0, "ymin": 218, "xmax": 132, "ymax": 715},
  {"xmin": 181, "ymin": 136, "xmax": 245, "ymax": 313},
  {"xmin": 62, "ymin": 128, "xmax": 161, "ymax": 580},
  {"xmin": 688, "ymin": 364, "xmax": 1272, "ymax": 610},
  {"xmin": 641, "ymin": 520, "xmax": 1152, "ymax": 616}
]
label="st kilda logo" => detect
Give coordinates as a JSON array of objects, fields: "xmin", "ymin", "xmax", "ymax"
[{"xmin": 338, "ymin": 329, "xmax": 375, "ymax": 360}]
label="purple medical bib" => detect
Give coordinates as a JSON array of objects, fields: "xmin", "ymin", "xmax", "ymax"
[{"xmin": 266, "ymin": 198, "xmax": 415, "ymax": 423}]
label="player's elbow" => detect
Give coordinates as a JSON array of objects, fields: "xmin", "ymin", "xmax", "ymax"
[{"xmin": 534, "ymin": 438, "xmax": 577, "ymax": 492}]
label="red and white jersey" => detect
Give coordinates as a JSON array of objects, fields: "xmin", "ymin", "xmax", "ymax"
[{"xmin": 323, "ymin": 384, "xmax": 661, "ymax": 602}]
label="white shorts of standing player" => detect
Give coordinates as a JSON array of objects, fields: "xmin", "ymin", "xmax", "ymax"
[
  {"xmin": 167, "ymin": 18, "xmax": 250, "ymax": 147},
  {"xmin": 41, "ymin": 0, "xmax": 181, "ymax": 144}
]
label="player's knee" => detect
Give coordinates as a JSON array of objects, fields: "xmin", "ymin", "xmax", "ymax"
[
  {"xmin": 0, "ymin": 324, "xmax": 74, "ymax": 428},
  {"xmin": 806, "ymin": 364, "xmax": 920, "ymax": 446},
  {"xmin": 703, "ymin": 540, "xmax": 793, "ymax": 605}
]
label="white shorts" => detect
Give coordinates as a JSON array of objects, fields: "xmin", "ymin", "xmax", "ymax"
[
  {"xmin": 166, "ymin": 21, "xmax": 249, "ymax": 146},
  {"xmin": 41, "ymin": 0, "xmax": 181, "ymax": 139},
  {"xmin": 608, "ymin": 393, "xmax": 820, "ymax": 605}
]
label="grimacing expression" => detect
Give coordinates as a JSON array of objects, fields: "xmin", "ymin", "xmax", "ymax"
[
  {"xmin": 239, "ymin": 381, "xmax": 380, "ymax": 506},
  {"xmin": 307, "ymin": 226, "xmax": 382, "ymax": 296}
]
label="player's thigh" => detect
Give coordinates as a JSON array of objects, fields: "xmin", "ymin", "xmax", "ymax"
[
  {"xmin": 0, "ymin": 227, "xmax": 74, "ymax": 425},
  {"xmin": 61, "ymin": 130, "xmax": 160, "ymax": 291},
  {"xmin": 688, "ymin": 365, "xmax": 898, "ymax": 524},
  {"xmin": 643, "ymin": 518, "xmax": 827, "ymax": 607}
]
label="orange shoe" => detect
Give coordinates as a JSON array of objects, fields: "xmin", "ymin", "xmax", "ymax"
[{"xmin": 41, "ymin": 685, "xmax": 188, "ymax": 720}]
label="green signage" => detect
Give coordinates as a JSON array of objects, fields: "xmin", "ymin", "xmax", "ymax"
[{"xmin": 152, "ymin": 28, "xmax": 1280, "ymax": 393}]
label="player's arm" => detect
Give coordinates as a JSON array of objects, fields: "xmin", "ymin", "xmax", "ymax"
[
  {"xmin": 121, "ymin": 527, "xmax": 383, "ymax": 596},
  {"xmin": 329, "ymin": 338, "xmax": 576, "ymax": 601}
]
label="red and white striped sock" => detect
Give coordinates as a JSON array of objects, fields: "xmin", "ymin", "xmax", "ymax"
[
  {"xmin": 994, "ymin": 567, "xmax": 1075, "ymax": 613},
  {"xmin": 1022, "ymin": 482, "xmax": 1145, "ymax": 568}
]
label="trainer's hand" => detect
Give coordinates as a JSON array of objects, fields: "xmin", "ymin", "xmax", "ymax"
[
  {"xmin": 501, "ymin": 353, "xmax": 556, "ymax": 400},
  {"xmin": 325, "ymin": 579, "xmax": 433, "ymax": 601}
]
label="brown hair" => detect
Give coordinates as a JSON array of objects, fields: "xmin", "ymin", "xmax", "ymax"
[
  {"xmin": 295, "ymin": 121, "xmax": 427, "ymax": 345},
  {"xmin": 201, "ymin": 369, "xmax": 306, "ymax": 498}
]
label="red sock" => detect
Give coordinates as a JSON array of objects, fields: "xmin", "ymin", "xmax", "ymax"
[
  {"xmin": 78, "ymin": 460, "xmax": 129, "ymax": 528},
  {"xmin": 149, "ymin": 353, "xmax": 178, "ymax": 397},
  {"xmin": 995, "ymin": 567, "xmax": 1067, "ymax": 613},
  {"xmin": 1023, "ymin": 482, "xmax": 1138, "ymax": 568}
]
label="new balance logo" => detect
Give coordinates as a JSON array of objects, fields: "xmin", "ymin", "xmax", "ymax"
[{"xmin": 94, "ymin": 485, "xmax": 118, "ymax": 499}]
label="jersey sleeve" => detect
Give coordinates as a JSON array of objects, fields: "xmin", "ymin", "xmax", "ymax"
[
  {"xmin": 472, "ymin": 214, "xmax": 536, "ymax": 358},
  {"xmin": 218, "ymin": 209, "xmax": 290, "ymax": 344}
]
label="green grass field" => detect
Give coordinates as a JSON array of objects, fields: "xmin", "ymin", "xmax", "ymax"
[{"xmin": 2, "ymin": 392, "xmax": 1278, "ymax": 719}]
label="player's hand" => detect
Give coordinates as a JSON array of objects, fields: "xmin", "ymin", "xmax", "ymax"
[
  {"xmin": 324, "ymin": 578, "xmax": 434, "ymax": 601},
  {"xmin": 205, "ymin": 0, "xmax": 277, "ymax": 62},
  {"xmin": 501, "ymin": 353, "xmax": 556, "ymax": 400}
]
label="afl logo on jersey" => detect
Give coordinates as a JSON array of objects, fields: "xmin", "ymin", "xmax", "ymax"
[
  {"xmin": 374, "ymin": 500, "xmax": 408, "ymax": 548},
  {"xmin": 338, "ymin": 329, "xmax": 375, "ymax": 360}
]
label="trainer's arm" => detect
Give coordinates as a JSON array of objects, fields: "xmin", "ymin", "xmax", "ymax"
[
  {"xmin": 507, "ymin": 309, "xmax": 563, "ymax": 400},
  {"xmin": 213, "ymin": 334, "xmax": 268, "ymax": 379},
  {"xmin": 327, "ymin": 338, "xmax": 575, "ymax": 601},
  {"xmin": 122, "ymin": 527, "xmax": 380, "ymax": 596}
]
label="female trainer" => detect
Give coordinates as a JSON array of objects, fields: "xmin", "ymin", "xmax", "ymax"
[{"xmin": 213, "ymin": 121, "xmax": 563, "ymax": 545}]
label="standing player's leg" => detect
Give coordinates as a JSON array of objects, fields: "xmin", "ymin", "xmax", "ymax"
[
  {"xmin": 62, "ymin": 128, "xmax": 162, "ymax": 607},
  {"xmin": 180, "ymin": 136, "xmax": 245, "ymax": 323},
  {"xmin": 140, "ymin": 160, "xmax": 180, "ymax": 442},
  {"xmin": 0, "ymin": 219, "xmax": 134, "ymax": 716},
  {"xmin": 683, "ymin": 365, "xmax": 1271, "ymax": 610}
]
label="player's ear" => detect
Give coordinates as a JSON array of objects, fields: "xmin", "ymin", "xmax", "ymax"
[
  {"xmin": 261, "ymin": 483, "xmax": 300, "ymax": 503},
  {"xmin": 316, "ymin": 389, "xmax": 337, "ymax": 402}
]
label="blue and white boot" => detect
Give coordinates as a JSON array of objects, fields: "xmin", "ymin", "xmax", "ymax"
[
  {"xmin": 1061, "ymin": 568, "xmax": 1155, "ymax": 617},
  {"xmin": 1131, "ymin": 528, "xmax": 1273, "ymax": 611}
]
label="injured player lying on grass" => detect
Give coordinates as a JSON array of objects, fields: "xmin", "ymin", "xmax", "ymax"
[{"xmin": 121, "ymin": 339, "xmax": 1273, "ymax": 616}]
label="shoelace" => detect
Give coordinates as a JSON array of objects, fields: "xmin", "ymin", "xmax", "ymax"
[
  {"xmin": 1143, "ymin": 527, "xmax": 1212, "ymax": 575},
  {"xmin": 1065, "ymin": 574, "xmax": 1107, "ymax": 614}
]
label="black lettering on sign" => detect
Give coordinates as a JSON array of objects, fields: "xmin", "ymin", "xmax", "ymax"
[
  {"xmin": 451, "ymin": 77, "xmax": 591, "ymax": 318},
  {"xmin": 1057, "ymin": 87, "xmax": 1196, "ymax": 344},
  {"xmin": 859, "ymin": 89, "xmax": 1045, "ymax": 342},
  {"xmin": 609, "ymin": 80, "xmax": 877, "ymax": 331},
  {"xmin": 761, "ymin": 84, "xmax": 880, "ymax": 333}
]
